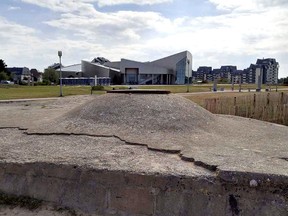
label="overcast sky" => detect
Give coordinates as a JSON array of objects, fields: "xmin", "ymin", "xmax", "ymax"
[{"xmin": 0, "ymin": 0, "xmax": 287, "ymax": 77}]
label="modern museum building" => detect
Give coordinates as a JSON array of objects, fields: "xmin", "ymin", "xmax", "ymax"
[{"xmin": 59, "ymin": 50, "xmax": 192, "ymax": 85}]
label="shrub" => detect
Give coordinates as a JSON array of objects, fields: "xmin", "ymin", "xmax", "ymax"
[
  {"xmin": 92, "ymin": 85, "xmax": 104, "ymax": 91},
  {"xmin": 42, "ymin": 80, "xmax": 51, "ymax": 85}
]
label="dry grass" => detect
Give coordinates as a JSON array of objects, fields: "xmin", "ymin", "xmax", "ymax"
[{"xmin": 186, "ymin": 92, "xmax": 288, "ymax": 126}]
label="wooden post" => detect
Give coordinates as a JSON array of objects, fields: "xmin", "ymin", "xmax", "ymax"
[
  {"xmin": 251, "ymin": 94, "xmax": 256, "ymax": 118},
  {"xmin": 234, "ymin": 97, "xmax": 237, "ymax": 115},
  {"xmin": 267, "ymin": 93, "xmax": 270, "ymax": 106},
  {"xmin": 213, "ymin": 98, "xmax": 217, "ymax": 113}
]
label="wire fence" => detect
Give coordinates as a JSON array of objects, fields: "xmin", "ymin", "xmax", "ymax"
[{"xmin": 204, "ymin": 92, "xmax": 288, "ymax": 126}]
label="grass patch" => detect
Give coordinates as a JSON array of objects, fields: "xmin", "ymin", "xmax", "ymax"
[{"xmin": 0, "ymin": 85, "xmax": 92, "ymax": 100}]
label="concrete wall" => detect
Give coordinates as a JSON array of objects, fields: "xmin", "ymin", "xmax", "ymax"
[
  {"xmin": 0, "ymin": 162, "xmax": 287, "ymax": 216},
  {"xmin": 82, "ymin": 60, "xmax": 110, "ymax": 78},
  {"xmin": 105, "ymin": 61, "xmax": 121, "ymax": 70},
  {"xmin": 151, "ymin": 51, "xmax": 192, "ymax": 75}
]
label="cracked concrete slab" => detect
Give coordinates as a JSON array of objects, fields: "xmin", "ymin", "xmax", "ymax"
[
  {"xmin": 0, "ymin": 128, "xmax": 211, "ymax": 177},
  {"xmin": 0, "ymin": 94, "xmax": 288, "ymax": 215},
  {"xmin": 0, "ymin": 94, "xmax": 287, "ymax": 179}
]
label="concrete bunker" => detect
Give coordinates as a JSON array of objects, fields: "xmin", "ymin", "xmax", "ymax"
[{"xmin": 0, "ymin": 93, "xmax": 287, "ymax": 215}]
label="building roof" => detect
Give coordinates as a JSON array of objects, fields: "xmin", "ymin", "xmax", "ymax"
[
  {"xmin": 58, "ymin": 64, "xmax": 82, "ymax": 72},
  {"xmin": 7, "ymin": 67, "xmax": 30, "ymax": 75},
  {"xmin": 87, "ymin": 61, "xmax": 120, "ymax": 72},
  {"xmin": 256, "ymin": 58, "xmax": 278, "ymax": 65}
]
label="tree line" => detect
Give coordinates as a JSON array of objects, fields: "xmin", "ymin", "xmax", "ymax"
[
  {"xmin": 0, "ymin": 59, "xmax": 11, "ymax": 81},
  {"xmin": 0, "ymin": 58, "xmax": 59, "ymax": 85}
]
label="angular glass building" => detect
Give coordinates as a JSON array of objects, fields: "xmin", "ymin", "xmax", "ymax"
[{"xmin": 59, "ymin": 51, "xmax": 192, "ymax": 85}]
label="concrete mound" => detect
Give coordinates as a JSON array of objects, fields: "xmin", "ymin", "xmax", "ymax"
[{"xmin": 29, "ymin": 94, "xmax": 217, "ymax": 151}]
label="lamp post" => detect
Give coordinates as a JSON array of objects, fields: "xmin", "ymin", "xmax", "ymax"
[
  {"xmin": 58, "ymin": 51, "xmax": 63, "ymax": 97},
  {"xmin": 186, "ymin": 59, "xmax": 190, "ymax": 92}
]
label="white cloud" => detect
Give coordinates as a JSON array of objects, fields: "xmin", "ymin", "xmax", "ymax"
[
  {"xmin": 2, "ymin": 0, "xmax": 288, "ymax": 77},
  {"xmin": 44, "ymin": 10, "xmax": 173, "ymax": 43},
  {"xmin": 21, "ymin": 0, "xmax": 96, "ymax": 13},
  {"xmin": 209, "ymin": 0, "xmax": 288, "ymax": 11},
  {"xmin": 8, "ymin": 6, "xmax": 21, "ymax": 11},
  {"xmin": 21, "ymin": 0, "xmax": 173, "ymax": 12},
  {"xmin": 96, "ymin": 0, "xmax": 173, "ymax": 7}
]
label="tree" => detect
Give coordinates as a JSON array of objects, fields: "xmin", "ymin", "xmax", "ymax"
[
  {"xmin": 0, "ymin": 59, "xmax": 7, "ymax": 73},
  {"xmin": 43, "ymin": 68, "xmax": 59, "ymax": 84},
  {"xmin": 283, "ymin": 77, "xmax": 288, "ymax": 86},
  {"xmin": 279, "ymin": 77, "xmax": 288, "ymax": 85},
  {"xmin": 0, "ymin": 71, "xmax": 8, "ymax": 81}
]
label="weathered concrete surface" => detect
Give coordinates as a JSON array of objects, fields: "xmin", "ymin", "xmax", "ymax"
[
  {"xmin": 0, "ymin": 94, "xmax": 288, "ymax": 215},
  {"xmin": 25, "ymin": 94, "xmax": 288, "ymax": 178}
]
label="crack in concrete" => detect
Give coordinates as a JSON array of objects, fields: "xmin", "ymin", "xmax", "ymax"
[
  {"xmin": 280, "ymin": 157, "xmax": 288, "ymax": 162},
  {"xmin": 25, "ymin": 131, "xmax": 218, "ymax": 172},
  {"xmin": 0, "ymin": 127, "xmax": 217, "ymax": 173},
  {"xmin": 24, "ymin": 131, "xmax": 182, "ymax": 154},
  {"xmin": 180, "ymin": 154, "xmax": 218, "ymax": 172},
  {"xmin": 0, "ymin": 127, "xmax": 28, "ymax": 130}
]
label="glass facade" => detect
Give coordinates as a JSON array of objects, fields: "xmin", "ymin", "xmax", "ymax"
[
  {"xmin": 139, "ymin": 74, "xmax": 152, "ymax": 84},
  {"xmin": 126, "ymin": 74, "xmax": 137, "ymax": 84},
  {"xmin": 139, "ymin": 74, "xmax": 163, "ymax": 85},
  {"xmin": 61, "ymin": 77, "xmax": 111, "ymax": 86},
  {"xmin": 175, "ymin": 57, "xmax": 188, "ymax": 84}
]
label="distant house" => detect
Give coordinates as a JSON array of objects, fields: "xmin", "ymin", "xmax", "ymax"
[
  {"xmin": 243, "ymin": 59, "xmax": 279, "ymax": 85},
  {"xmin": 30, "ymin": 68, "xmax": 43, "ymax": 83},
  {"xmin": 193, "ymin": 66, "xmax": 212, "ymax": 81},
  {"xmin": 256, "ymin": 58, "xmax": 279, "ymax": 84},
  {"xmin": 6, "ymin": 67, "xmax": 30, "ymax": 84}
]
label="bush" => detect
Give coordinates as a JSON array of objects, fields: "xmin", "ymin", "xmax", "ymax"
[
  {"xmin": 19, "ymin": 81, "xmax": 28, "ymax": 86},
  {"xmin": 42, "ymin": 80, "xmax": 51, "ymax": 85},
  {"xmin": 92, "ymin": 85, "xmax": 104, "ymax": 91}
]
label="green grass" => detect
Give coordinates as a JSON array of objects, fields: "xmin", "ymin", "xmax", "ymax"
[
  {"xmin": 0, "ymin": 84, "xmax": 285, "ymax": 100},
  {"xmin": 136, "ymin": 84, "xmax": 280, "ymax": 93},
  {"xmin": 0, "ymin": 85, "xmax": 92, "ymax": 100}
]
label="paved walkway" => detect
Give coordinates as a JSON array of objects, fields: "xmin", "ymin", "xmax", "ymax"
[{"xmin": 0, "ymin": 97, "xmax": 59, "ymax": 103}]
